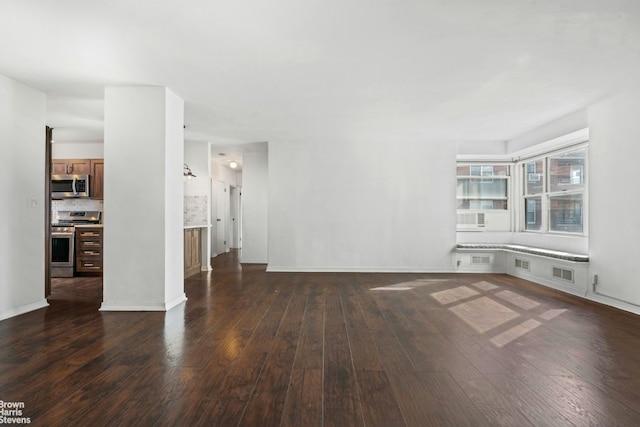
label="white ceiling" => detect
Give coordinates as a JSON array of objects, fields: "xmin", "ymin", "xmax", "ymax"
[{"xmin": 1, "ymin": 0, "xmax": 639, "ymax": 146}]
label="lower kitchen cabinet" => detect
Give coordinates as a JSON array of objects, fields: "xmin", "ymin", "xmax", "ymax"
[
  {"xmin": 184, "ymin": 228, "xmax": 202, "ymax": 278},
  {"xmin": 76, "ymin": 227, "xmax": 103, "ymax": 274}
]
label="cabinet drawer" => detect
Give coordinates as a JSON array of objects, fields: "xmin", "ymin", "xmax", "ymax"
[
  {"xmin": 77, "ymin": 239, "xmax": 102, "ymax": 249},
  {"xmin": 76, "ymin": 259, "xmax": 103, "ymax": 272},
  {"xmin": 76, "ymin": 229, "xmax": 102, "ymax": 238},
  {"xmin": 77, "ymin": 248, "xmax": 102, "ymax": 258}
]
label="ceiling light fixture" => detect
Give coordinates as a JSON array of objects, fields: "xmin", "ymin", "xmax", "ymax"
[
  {"xmin": 229, "ymin": 161, "xmax": 238, "ymax": 169},
  {"xmin": 183, "ymin": 163, "xmax": 197, "ymax": 179}
]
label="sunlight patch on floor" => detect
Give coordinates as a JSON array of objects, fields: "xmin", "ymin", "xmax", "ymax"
[
  {"xmin": 431, "ymin": 286, "xmax": 479, "ymax": 305},
  {"xmin": 370, "ymin": 279, "xmax": 449, "ymax": 291},
  {"xmin": 539, "ymin": 308, "xmax": 568, "ymax": 320},
  {"xmin": 491, "ymin": 319, "xmax": 542, "ymax": 347},
  {"xmin": 495, "ymin": 290, "xmax": 540, "ymax": 310},
  {"xmin": 471, "ymin": 281, "xmax": 499, "ymax": 291},
  {"xmin": 449, "ymin": 297, "xmax": 520, "ymax": 333},
  {"xmin": 373, "ymin": 278, "xmax": 568, "ymax": 347}
]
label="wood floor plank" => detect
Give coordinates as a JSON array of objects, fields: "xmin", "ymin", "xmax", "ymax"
[
  {"xmin": 239, "ymin": 287, "xmax": 309, "ymax": 426},
  {"xmin": 292, "ymin": 286, "xmax": 324, "ymax": 370},
  {"xmin": 484, "ymin": 372, "xmax": 575, "ymax": 426},
  {"xmin": 281, "ymin": 369, "xmax": 323, "ymax": 427},
  {"xmin": 342, "ymin": 285, "xmax": 384, "ymax": 371},
  {"xmin": 323, "ymin": 292, "xmax": 365, "ymax": 427},
  {"xmin": 356, "ymin": 370, "xmax": 406, "ymax": 427}
]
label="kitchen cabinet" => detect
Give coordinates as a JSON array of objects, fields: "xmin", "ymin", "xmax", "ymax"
[
  {"xmin": 52, "ymin": 158, "xmax": 91, "ymax": 175},
  {"xmin": 90, "ymin": 159, "xmax": 104, "ymax": 200},
  {"xmin": 184, "ymin": 228, "xmax": 202, "ymax": 278},
  {"xmin": 76, "ymin": 226, "xmax": 103, "ymax": 274}
]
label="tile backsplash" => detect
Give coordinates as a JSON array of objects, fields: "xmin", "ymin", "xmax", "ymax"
[
  {"xmin": 184, "ymin": 195, "xmax": 208, "ymax": 226},
  {"xmin": 52, "ymin": 199, "xmax": 104, "ymax": 223},
  {"xmin": 52, "ymin": 196, "xmax": 209, "ymax": 226}
]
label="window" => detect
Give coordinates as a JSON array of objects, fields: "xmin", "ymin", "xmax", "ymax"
[
  {"xmin": 521, "ymin": 146, "xmax": 587, "ymax": 234},
  {"xmin": 457, "ymin": 164, "xmax": 509, "ymax": 211},
  {"xmin": 525, "ymin": 197, "xmax": 541, "ymax": 230}
]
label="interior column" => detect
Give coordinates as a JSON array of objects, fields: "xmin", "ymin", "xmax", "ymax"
[{"xmin": 101, "ymin": 86, "xmax": 186, "ymax": 311}]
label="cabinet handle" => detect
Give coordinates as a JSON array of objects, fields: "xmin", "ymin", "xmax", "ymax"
[{"xmin": 82, "ymin": 232, "xmax": 100, "ymax": 237}]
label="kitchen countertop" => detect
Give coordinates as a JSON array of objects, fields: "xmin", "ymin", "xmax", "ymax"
[
  {"xmin": 184, "ymin": 224, "xmax": 211, "ymax": 229},
  {"xmin": 74, "ymin": 224, "xmax": 104, "ymax": 228}
]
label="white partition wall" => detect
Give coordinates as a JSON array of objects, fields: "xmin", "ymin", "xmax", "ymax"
[
  {"xmin": 102, "ymin": 86, "xmax": 186, "ymax": 311},
  {"xmin": 241, "ymin": 148, "xmax": 269, "ymax": 263},
  {"xmin": 267, "ymin": 137, "xmax": 457, "ymax": 272},
  {"xmin": 588, "ymin": 87, "xmax": 640, "ymax": 309},
  {"xmin": 0, "ymin": 74, "xmax": 48, "ymax": 320}
]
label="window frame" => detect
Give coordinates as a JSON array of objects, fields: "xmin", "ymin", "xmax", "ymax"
[
  {"xmin": 518, "ymin": 144, "xmax": 588, "ymax": 236},
  {"xmin": 456, "ymin": 163, "xmax": 511, "ymax": 212}
]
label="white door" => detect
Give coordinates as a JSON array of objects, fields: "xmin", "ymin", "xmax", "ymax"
[
  {"xmin": 215, "ymin": 180, "xmax": 229, "ymax": 254},
  {"xmin": 230, "ymin": 186, "xmax": 242, "ymax": 248}
]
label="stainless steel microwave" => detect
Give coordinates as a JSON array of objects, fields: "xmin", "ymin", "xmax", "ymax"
[{"xmin": 51, "ymin": 174, "xmax": 90, "ymax": 199}]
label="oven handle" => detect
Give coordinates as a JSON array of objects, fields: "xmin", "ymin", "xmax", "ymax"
[{"xmin": 52, "ymin": 232, "xmax": 75, "ymax": 237}]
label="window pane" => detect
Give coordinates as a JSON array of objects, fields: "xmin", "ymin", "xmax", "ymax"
[
  {"xmin": 524, "ymin": 197, "xmax": 541, "ymax": 230},
  {"xmin": 549, "ymin": 148, "xmax": 586, "ymax": 193},
  {"xmin": 457, "ymin": 178, "xmax": 508, "ymax": 210},
  {"xmin": 524, "ymin": 160, "xmax": 543, "ymax": 194},
  {"xmin": 550, "ymin": 194, "xmax": 583, "ymax": 233},
  {"xmin": 456, "ymin": 165, "xmax": 509, "ymax": 176},
  {"xmin": 457, "ymin": 178, "xmax": 507, "ymax": 198}
]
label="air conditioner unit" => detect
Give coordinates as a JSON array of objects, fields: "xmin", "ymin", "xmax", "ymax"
[
  {"xmin": 457, "ymin": 212, "xmax": 486, "ymax": 229},
  {"xmin": 457, "ymin": 211, "xmax": 510, "ymax": 231}
]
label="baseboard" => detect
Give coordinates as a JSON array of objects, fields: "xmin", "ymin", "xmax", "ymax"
[
  {"xmin": 100, "ymin": 293, "xmax": 187, "ymax": 312},
  {"xmin": 585, "ymin": 292, "xmax": 640, "ymax": 316},
  {"xmin": 266, "ymin": 265, "xmax": 455, "ymax": 273},
  {"xmin": 0, "ymin": 299, "xmax": 49, "ymax": 321}
]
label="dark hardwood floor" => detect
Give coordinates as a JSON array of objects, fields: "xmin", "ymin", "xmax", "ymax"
[{"xmin": 2, "ymin": 251, "xmax": 640, "ymax": 426}]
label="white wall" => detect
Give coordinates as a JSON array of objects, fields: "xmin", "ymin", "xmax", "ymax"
[
  {"xmin": 184, "ymin": 140, "xmax": 211, "ymax": 198},
  {"xmin": 102, "ymin": 86, "xmax": 186, "ymax": 311},
  {"xmin": 211, "ymin": 161, "xmax": 240, "ymax": 185},
  {"xmin": 242, "ymin": 148, "xmax": 269, "ymax": 263},
  {"xmin": 588, "ymin": 88, "xmax": 640, "ymax": 307},
  {"xmin": 0, "ymin": 74, "xmax": 48, "ymax": 320},
  {"xmin": 507, "ymin": 109, "xmax": 588, "ymax": 154},
  {"xmin": 268, "ymin": 138, "xmax": 457, "ymax": 271},
  {"xmin": 51, "ymin": 140, "xmax": 103, "ymax": 159}
]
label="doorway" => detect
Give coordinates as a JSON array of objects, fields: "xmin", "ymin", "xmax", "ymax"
[
  {"xmin": 230, "ymin": 185, "xmax": 242, "ymax": 249},
  {"xmin": 213, "ymin": 180, "xmax": 229, "ymax": 256}
]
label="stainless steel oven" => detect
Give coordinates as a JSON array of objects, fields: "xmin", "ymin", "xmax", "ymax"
[
  {"xmin": 49, "ymin": 211, "xmax": 102, "ymax": 278},
  {"xmin": 50, "ymin": 226, "xmax": 75, "ymax": 277}
]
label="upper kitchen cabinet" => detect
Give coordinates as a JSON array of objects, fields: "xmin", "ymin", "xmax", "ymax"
[
  {"xmin": 52, "ymin": 158, "xmax": 91, "ymax": 175},
  {"xmin": 90, "ymin": 159, "xmax": 104, "ymax": 200},
  {"xmin": 51, "ymin": 158, "xmax": 104, "ymax": 199}
]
